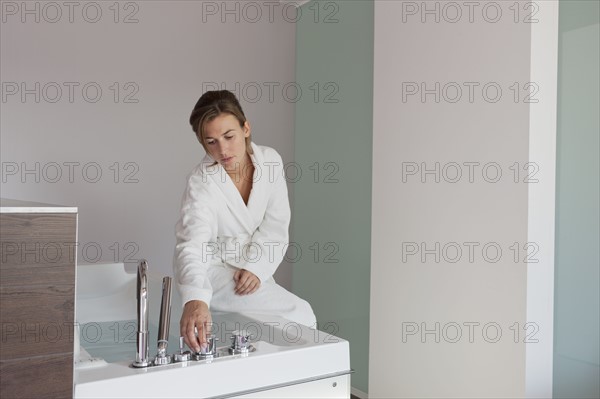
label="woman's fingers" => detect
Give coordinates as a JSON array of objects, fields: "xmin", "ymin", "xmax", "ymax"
[
  {"xmin": 234, "ymin": 270, "xmax": 260, "ymax": 295},
  {"xmin": 234, "ymin": 273, "xmax": 249, "ymax": 293},
  {"xmin": 180, "ymin": 300, "xmax": 211, "ymax": 352},
  {"xmin": 182, "ymin": 319, "xmax": 200, "ymax": 352},
  {"xmin": 197, "ymin": 322, "xmax": 208, "ymax": 349},
  {"xmin": 190, "ymin": 328, "xmax": 201, "ymax": 352},
  {"xmin": 234, "ymin": 272, "xmax": 250, "ymax": 293},
  {"xmin": 246, "ymin": 280, "xmax": 259, "ymax": 295}
]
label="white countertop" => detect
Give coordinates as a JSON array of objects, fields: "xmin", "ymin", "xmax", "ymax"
[{"xmin": 0, "ymin": 198, "xmax": 78, "ymax": 213}]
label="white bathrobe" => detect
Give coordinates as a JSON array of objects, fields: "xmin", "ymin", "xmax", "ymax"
[{"xmin": 173, "ymin": 142, "xmax": 316, "ymax": 327}]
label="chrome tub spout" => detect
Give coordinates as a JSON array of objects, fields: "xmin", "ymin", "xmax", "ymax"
[{"xmin": 133, "ymin": 260, "xmax": 149, "ymax": 368}]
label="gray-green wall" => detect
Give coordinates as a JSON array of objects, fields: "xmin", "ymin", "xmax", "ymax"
[
  {"xmin": 293, "ymin": 0, "xmax": 373, "ymax": 393},
  {"xmin": 554, "ymin": 1, "xmax": 600, "ymax": 398}
]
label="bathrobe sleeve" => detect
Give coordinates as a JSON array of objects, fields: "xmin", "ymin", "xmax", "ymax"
[
  {"xmin": 242, "ymin": 150, "xmax": 291, "ymax": 283},
  {"xmin": 173, "ymin": 172, "xmax": 218, "ymax": 308}
]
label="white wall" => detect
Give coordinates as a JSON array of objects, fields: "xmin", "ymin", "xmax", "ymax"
[
  {"xmin": 370, "ymin": 1, "xmax": 536, "ymax": 397},
  {"xmin": 0, "ymin": 1, "xmax": 297, "ymax": 282}
]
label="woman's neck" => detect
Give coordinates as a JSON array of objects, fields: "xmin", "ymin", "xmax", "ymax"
[{"xmin": 225, "ymin": 154, "xmax": 254, "ymax": 183}]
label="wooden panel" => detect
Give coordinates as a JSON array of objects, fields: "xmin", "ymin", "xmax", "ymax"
[
  {"xmin": 0, "ymin": 284, "xmax": 75, "ymax": 360},
  {"xmin": 0, "ymin": 354, "xmax": 73, "ymax": 398},
  {"xmin": 0, "ymin": 211, "xmax": 75, "ymax": 398},
  {"xmin": 0, "ymin": 213, "xmax": 76, "ymax": 287}
]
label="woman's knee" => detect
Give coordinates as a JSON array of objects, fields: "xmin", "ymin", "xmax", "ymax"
[{"xmin": 295, "ymin": 299, "xmax": 317, "ymax": 328}]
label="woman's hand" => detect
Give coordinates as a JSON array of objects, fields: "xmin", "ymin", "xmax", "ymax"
[
  {"xmin": 233, "ymin": 269, "xmax": 260, "ymax": 295},
  {"xmin": 180, "ymin": 300, "xmax": 211, "ymax": 353}
]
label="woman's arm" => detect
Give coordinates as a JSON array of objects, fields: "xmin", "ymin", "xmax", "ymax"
[{"xmin": 173, "ymin": 173, "xmax": 216, "ymax": 351}]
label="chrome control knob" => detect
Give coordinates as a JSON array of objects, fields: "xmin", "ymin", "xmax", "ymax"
[
  {"xmin": 173, "ymin": 351, "xmax": 191, "ymax": 362},
  {"xmin": 173, "ymin": 336, "xmax": 191, "ymax": 362},
  {"xmin": 229, "ymin": 330, "xmax": 252, "ymax": 355},
  {"xmin": 192, "ymin": 335, "xmax": 218, "ymax": 360},
  {"xmin": 153, "ymin": 354, "xmax": 172, "ymax": 365}
]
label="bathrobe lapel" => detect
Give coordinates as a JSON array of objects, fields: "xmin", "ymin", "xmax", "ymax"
[
  {"xmin": 202, "ymin": 143, "xmax": 264, "ymax": 235},
  {"xmin": 245, "ymin": 143, "xmax": 270, "ymax": 227}
]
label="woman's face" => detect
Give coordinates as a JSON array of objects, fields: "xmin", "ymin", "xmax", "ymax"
[{"xmin": 203, "ymin": 113, "xmax": 251, "ymax": 173}]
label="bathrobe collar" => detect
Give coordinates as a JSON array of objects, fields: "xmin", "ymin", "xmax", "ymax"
[{"xmin": 201, "ymin": 142, "xmax": 263, "ymax": 235}]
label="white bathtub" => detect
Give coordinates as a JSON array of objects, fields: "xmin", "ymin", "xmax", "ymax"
[{"xmin": 74, "ymin": 263, "xmax": 351, "ymax": 398}]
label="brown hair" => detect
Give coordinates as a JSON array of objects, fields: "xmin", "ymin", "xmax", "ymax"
[{"xmin": 189, "ymin": 90, "xmax": 253, "ymax": 155}]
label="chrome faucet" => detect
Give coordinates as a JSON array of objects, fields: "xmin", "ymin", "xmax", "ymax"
[
  {"xmin": 133, "ymin": 260, "xmax": 149, "ymax": 368},
  {"xmin": 131, "ymin": 260, "xmax": 257, "ymax": 367},
  {"xmin": 131, "ymin": 261, "xmax": 176, "ymax": 368}
]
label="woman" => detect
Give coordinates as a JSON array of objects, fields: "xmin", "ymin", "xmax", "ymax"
[{"xmin": 174, "ymin": 90, "xmax": 316, "ymax": 353}]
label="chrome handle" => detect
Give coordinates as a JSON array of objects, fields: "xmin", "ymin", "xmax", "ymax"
[
  {"xmin": 133, "ymin": 260, "xmax": 149, "ymax": 368},
  {"xmin": 192, "ymin": 335, "xmax": 218, "ymax": 360},
  {"xmin": 229, "ymin": 330, "xmax": 252, "ymax": 355},
  {"xmin": 157, "ymin": 277, "xmax": 172, "ymax": 355},
  {"xmin": 154, "ymin": 276, "xmax": 173, "ymax": 365},
  {"xmin": 173, "ymin": 336, "xmax": 191, "ymax": 362}
]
